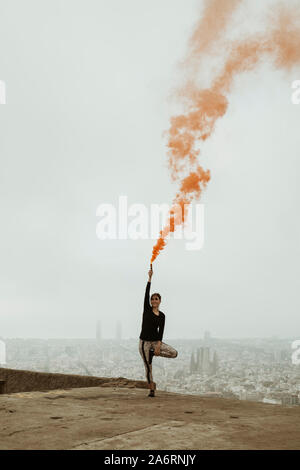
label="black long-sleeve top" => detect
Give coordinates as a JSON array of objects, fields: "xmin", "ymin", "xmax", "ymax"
[{"xmin": 139, "ymin": 282, "xmax": 165, "ymax": 341}]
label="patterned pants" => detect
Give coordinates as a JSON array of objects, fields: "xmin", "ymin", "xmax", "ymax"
[{"xmin": 139, "ymin": 339, "xmax": 178, "ymax": 387}]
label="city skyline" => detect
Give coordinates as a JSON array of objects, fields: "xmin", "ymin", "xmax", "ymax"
[{"xmin": 2, "ymin": 335, "xmax": 299, "ymax": 407}]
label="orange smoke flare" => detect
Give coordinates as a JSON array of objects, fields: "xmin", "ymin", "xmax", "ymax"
[{"xmin": 151, "ymin": 4, "xmax": 300, "ymax": 263}]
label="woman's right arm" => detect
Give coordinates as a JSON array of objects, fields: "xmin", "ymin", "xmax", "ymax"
[{"xmin": 144, "ymin": 265, "xmax": 153, "ymax": 311}]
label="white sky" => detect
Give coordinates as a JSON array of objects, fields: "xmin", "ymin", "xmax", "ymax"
[{"xmin": 0, "ymin": 0, "xmax": 299, "ymax": 339}]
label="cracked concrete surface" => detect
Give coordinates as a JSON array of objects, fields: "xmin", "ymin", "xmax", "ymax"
[{"xmin": 1, "ymin": 386, "xmax": 300, "ymax": 450}]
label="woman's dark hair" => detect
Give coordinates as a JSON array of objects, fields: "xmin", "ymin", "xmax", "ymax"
[{"xmin": 151, "ymin": 293, "xmax": 161, "ymax": 301}]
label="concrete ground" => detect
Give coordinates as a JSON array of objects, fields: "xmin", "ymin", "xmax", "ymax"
[{"xmin": 1, "ymin": 386, "xmax": 300, "ymax": 450}]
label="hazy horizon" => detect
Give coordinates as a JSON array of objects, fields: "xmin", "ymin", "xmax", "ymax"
[{"xmin": 1, "ymin": 335, "xmax": 299, "ymax": 341}]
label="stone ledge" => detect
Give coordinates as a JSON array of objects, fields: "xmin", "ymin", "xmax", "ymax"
[{"xmin": 1, "ymin": 384, "xmax": 300, "ymax": 450}]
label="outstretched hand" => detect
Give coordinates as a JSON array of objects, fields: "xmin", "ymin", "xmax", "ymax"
[{"xmin": 148, "ymin": 264, "xmax": 153, "ymax": 281}]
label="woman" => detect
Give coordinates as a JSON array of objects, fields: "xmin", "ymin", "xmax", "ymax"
[{"xmin": 139, "ymin": 264, "xmax": 178, "ymax": 397}]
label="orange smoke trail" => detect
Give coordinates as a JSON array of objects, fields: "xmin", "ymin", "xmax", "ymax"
[
  {"xmin": 151, "ymin": 4, "xmax": 300, "ymax": 263},
  {"xmin": 184, "ymin": 0, "xmax": 242, "ymax": 71}
]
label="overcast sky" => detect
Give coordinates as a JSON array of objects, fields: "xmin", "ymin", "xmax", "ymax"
[{"xmin": 0, "ymin": 0, "xmax": 299, "ymax": 339}]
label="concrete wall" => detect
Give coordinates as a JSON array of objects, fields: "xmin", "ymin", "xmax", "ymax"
[{"xmin": 0, "ymin": 367, "xmax": 147, "ymax": 394}]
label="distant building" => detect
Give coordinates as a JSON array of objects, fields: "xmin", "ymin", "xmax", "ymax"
[
  {"xmin": 190, "ymin": 351, "xmax": 197, "ymax": 374},
  {"xmin": 281, "ymin": 395, "xmax": 299, "ymax": 406},
  {"xmin": 196, "ymin": 348, "xmax": 202, "ymax": 372},
  {"xmin": 189, "ymin": 346, "xmax": 218, "ymax": 376},
  {"xmin": 280, "ymin": 350, "xmax": 290, "ymax": 362},
  {"xmin": 202, "ymin": 347, "xmax": 210, "ymax": 373},
  {"xmin": 204, "ymin": 331, "xmax": 211, "ymax": 342},
  {"xmin": 273, "ymin": 349, "xmax": 290, "ymax": 363},
  {"xmin": 212, "ymin": 351, "xmax": 219, "ymax": 375}
]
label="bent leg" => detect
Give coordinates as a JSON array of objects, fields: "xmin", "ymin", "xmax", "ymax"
[{"xmin": 157, "ymin": 341, "xmax": 178, "ymax": 358}]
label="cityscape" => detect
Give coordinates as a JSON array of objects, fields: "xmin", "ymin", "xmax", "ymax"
[{"xmin": 1, "ymin": 324, "xmax": 300, "ymax": 406}]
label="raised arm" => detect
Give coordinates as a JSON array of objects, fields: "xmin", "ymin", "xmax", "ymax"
[
  {"xmin": 157, "ymin": 314, "xmax": 165, "ymax": 342},
  {"xmin": 144, "ymin": 264, "xmax": 153, "ymax": 312}
]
